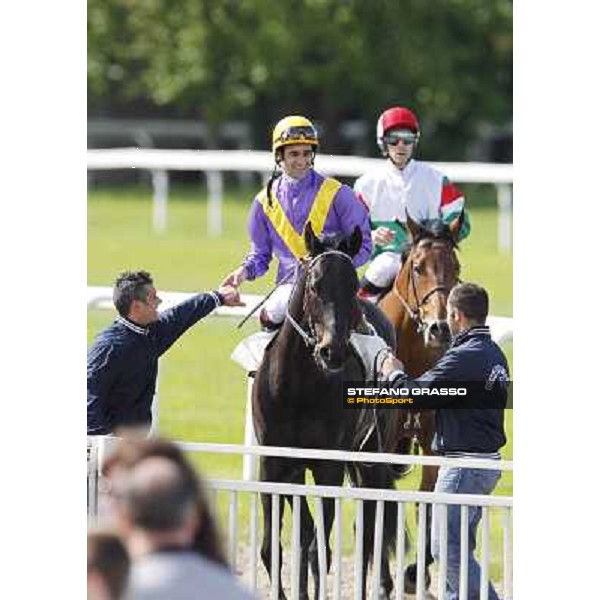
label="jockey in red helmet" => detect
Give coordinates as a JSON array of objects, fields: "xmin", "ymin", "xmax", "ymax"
[{"xmin": 355, "ymin": 106, "xmax": 471, "ymax": 302}]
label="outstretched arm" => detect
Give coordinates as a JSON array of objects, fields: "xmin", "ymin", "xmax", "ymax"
[{"xmin": 153, "ymin": 286, "xmax": 243, "ymax": 356}]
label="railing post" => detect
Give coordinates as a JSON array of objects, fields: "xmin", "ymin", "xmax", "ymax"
[
  {"xmin": 503, "ymin": 506, "xmax": 513, "ymax": 599},
  {"xmin": 243, "ymin": 374, "xmax": 257, "ymax": 481},
  {"xmin": 87, "ymin": 440, "xmax": 99, "ymax": 524},
  {"xmin": 370, "ymin": 499, "xmax": 384, "ymax": 600},
  {"xmin": 395, "ymin": 502, "xmax": 405, "ymax": 600},
  {"xmin": 151, "ymin": 169, "xmax": 169, "ymax": 233},
  {"xmin": 206, "ymin": 170, "xmax": 223, "ymax": 236},
  {"xmin": 354, "ymin": 500, "xmax": 364, "ymax": 600},
  {"xmin": 496, "ymin": 183, "xmax": 512, "ymax": 252},
  {"xmin": 333, "ymin": 497, "xmax": 343, "ymax": 600},
  {"xmin": 228, "ymin": 491, "xmax": 238, "ymax": 570},
  {"xmin": 250, "ymin": 493, "xmax": 259, "ymax": 592},
  {"xmin": 416, "ymin": 502, "xmax": 427, "ymax": 600}
]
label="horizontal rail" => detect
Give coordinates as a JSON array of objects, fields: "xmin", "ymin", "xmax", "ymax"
[
  {"xmin": 179, "ymin": 441, "xmax": 512, "ymax": 471},
  {"xmin": 87, "ymin": 148, "xmax": 513, "ymax": 184},
  {"xmin": 208, "ymin": 478, "xmax": 512, "ymax": 508},
  {"xmin": 88, "ymin": 437, "xmax": 512, "ymax": 472},
  {"xmin": 86, "ymin": 286, "xmax": 514, "ymax": 345}
]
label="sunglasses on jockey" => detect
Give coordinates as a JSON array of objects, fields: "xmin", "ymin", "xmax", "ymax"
[
  {"xmin": 383, "ymin": 130, "xmax": 419, "ymax": 146},
  {"xmin": 278, "ymin": 125, "xmax": 318, "ymax": 144}
]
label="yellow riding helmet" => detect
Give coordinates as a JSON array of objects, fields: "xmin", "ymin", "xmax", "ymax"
[{"xmin": 271, "ymin": 115, "xmax": 319, "ymax": 158}]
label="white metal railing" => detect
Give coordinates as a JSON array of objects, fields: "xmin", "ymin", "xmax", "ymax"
[
  {"xmin": 86, "ymin": 148, "xmax": 513, "ymax": 250},
  {"xmin": 88, "ymin": 438, "xmax": 512, "ymax": 600},
  {"xmin": 86, "ymin": 286, "xmax": 514, "ymax": 347}
]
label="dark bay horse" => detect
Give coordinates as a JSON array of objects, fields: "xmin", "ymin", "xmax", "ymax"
[
  {"xmin": 378, "ymin": 212, "xmax": 463, "ymax": 591},
  {"xmin": 253, "ymin": 223, "xmax": 399, "ymax": 600}
]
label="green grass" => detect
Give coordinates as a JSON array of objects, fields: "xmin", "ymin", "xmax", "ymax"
[{"xmin": 88, "ymin": 184, "xmax": 512, "ymax": 583}]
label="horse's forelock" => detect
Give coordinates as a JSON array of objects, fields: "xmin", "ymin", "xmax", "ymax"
[{"xmin": 407, "ymin": 220, "xmax": 458, "ymax": 252}]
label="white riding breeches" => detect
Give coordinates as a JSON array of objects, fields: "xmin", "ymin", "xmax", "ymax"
[
  {"xmin": 262, "ymin": 283, "xmax": 294, "ymax": 324},
  {"xmin": 365, "ymin": 251, "xmax": 402, "ymax": 288}
]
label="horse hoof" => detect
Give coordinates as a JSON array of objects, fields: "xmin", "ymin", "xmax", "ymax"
[
  {"xmin": 377, "ymin": 585, "xmax": 391, "ymax": 600},
  {"xmin": 403, "ymin": 563, "xmax": 431, "ymax": 593}
]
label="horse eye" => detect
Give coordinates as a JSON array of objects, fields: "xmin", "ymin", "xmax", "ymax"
[{"xmin": 413, "ymin": 264, "xmax": 422, "ymax": 275}]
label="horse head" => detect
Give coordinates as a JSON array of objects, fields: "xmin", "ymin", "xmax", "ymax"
[
  {"xmin": 396, "ymin": 211, "xmax": 463, "ymax": 349},
  {"xmin": 297, "ymin": 222, "xmax": 362, "ymax": 373}
]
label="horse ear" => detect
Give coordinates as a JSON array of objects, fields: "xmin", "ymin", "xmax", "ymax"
[
  {"xmin": 345, "ymin": 226, "xmax": 362, "ymax": 258},
  {"xmin": 405, "ymin": 211, "xmax": 425, "ymax": 242},
  {"xmin": 304, "ymin": 221, "xmax": 325, "ymax": 256},
  {"xmin": 448, "ymin": 210, "xmax": 465, "ymax": 243}
]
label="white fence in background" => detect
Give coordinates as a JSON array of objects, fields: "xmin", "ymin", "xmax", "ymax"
[
  {"xmin": 88, "ymin": 438, "xmax": 512, "ymax": 600},
  {"xmin": 86, "ymin": 286, "xmax": 514, "ymax": 346},
  {"xmin": 86, "ymin": 148, "xmax": 513, "ymax": 251},
  {"xmin": 87, "ymin": 285, "xmax": 513, "ymax": 448}
]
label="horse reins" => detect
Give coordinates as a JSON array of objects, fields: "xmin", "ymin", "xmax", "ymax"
[
  {"xmin": 285, "ymin": 250, "xmax": 355, "ymax": 349},
  {"xmin": 392, "ymin": 258, "xmax": 451, "ymax": 334}
]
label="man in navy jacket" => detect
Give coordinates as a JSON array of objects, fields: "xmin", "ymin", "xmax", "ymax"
[
  {"xmin": 87, "ymin": 271, "xmax": 243, "ymax": 436},
  {"xmin": 380, "ymin": 282, "xmax": 509, "ymax": 600}
]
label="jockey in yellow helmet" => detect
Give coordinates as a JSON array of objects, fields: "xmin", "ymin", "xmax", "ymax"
[{"xmin": 222, "ymin": 115, "xmax": 372, "ymax": 329}]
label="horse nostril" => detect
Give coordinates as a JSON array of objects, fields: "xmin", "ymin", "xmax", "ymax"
[
  {"xmin": 319, "ymin": 346, "xmax": 332, "ymax": 362},
  {"xmin": 429, "ymin": 320, "xmax": 449, "ymax": 340}
]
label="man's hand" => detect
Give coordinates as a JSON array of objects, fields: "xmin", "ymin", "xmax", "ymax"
[
  {"xmin": 221, "ymin": 266, "xmax": 247, "ymax": 288},
  {"xmin": 380, "ymin": 351, "xmax": 405, "ymax": 380},
  {"xmin": 218, "ymin": 285, "xmax": 245, "ymax": 307},
  {"xmin": 372, "ymin": 227, "xmax": 396, "ymax": 247}
]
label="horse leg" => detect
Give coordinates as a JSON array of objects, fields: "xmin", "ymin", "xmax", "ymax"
[
  {"xmin": 308, "ymin": 461, "xmax": 345, "ymax": 599},
  {"xmin": 259, "ymin": 458, "xmax": 288, "ymax": 600}
]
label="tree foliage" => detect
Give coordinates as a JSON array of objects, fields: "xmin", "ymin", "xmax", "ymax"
[{"xmin": 88, "ymin": 0, "xmax": 512, "ymax": 159}]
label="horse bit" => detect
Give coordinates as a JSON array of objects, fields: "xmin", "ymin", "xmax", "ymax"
[{"xmin": 392, "ymin": 258, "xmax": 451, "ymax": 334}]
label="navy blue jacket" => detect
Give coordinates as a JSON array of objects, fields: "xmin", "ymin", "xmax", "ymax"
[
  {"xmin": 87, "ymin": 292, "xmax": 223, "ymax": 435},
  {"xmin": 388, "ymin": 325, "xmax": 509, "ymax": 454}
]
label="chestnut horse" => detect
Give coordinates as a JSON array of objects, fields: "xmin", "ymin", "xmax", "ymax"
[{"xmin": 378, "ymin": 212, "xmax": 463, "ymax": 591}]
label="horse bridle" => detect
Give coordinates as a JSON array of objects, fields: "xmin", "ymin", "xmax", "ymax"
[
  {"xmin": 285, "ymin": 250, "xmax": 355, "ymax": 349},
  {"xmin": 392, "ymin": 257, "xmax": 452, "ymax": 334}
]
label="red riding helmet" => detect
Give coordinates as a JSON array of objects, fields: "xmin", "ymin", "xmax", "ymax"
[{"xmin": 376, "ymin": 107, "xmax": 420, "ymax": 155}]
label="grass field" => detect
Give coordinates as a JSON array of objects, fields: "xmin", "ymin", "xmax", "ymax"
[{"xmin": 88, "ymin": 182, "xmax": 513, "ymax": 583}]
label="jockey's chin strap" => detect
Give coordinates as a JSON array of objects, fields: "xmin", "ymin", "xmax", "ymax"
[
  {"xmin": 392, "ymin": 259, "xmax": 450, "ymax": 334},
  {"xmin": 285, "ymin": 250, "xmax": 355, "ymax": 350}
]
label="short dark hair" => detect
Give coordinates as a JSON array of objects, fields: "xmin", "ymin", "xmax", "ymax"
[
  {"xmin": 103, "ymin": 439, "xmax": 227, "ymax": 566},
  {"xmin": 122, "ymin": 456, "xmax": 198, "ymax": 532},
  {"xmin": 87, "ymin": 530, "xmax": 130, "ymax": 599},
  {"xmin": 448, "ymin": 282, "xmax": 489, "ymax": 324},
  {"xmin": 113, "ymin": 271, "xmax": 153, "ymax": 317}
]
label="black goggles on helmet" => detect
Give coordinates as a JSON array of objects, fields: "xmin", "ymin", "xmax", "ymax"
[
  {"xmin": 383, "ymin": 130, "xmax": 419, "ymax": 146},
  {"xmin": 278, "ymin": 125, "xmax": 318, "ymax": 143}
]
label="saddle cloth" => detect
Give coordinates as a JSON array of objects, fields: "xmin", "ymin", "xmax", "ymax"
[{"xmin": 231, "ymin": 330, "xmax": 390, "ymax": 381}]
